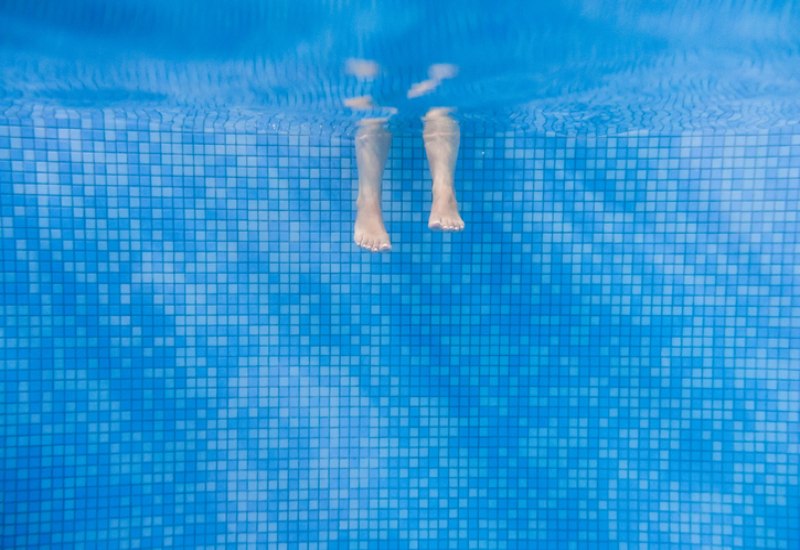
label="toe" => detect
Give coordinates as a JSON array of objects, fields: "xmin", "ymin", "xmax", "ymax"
[{"xmin": 355, "ymin": 232, "xmax": 392, "ymax": 252}]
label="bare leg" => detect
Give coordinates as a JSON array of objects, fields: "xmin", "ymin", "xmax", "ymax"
[
  {"xmin": 423, "ymin": 108, "xmax": 464, "ymax": 231},
  {"xmin": 354, "ymin": 119, "xmax": 392, "ymax": 252}
]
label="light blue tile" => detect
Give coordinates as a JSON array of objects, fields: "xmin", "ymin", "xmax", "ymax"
[{"xmin": 0, "ymin": 111, "xmax": 799, "ymax": 548}]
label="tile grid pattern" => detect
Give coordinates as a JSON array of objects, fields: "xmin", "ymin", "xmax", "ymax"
[{"xmin": 1, "ymin": 109, "xmax": 799, "ymax": 548}]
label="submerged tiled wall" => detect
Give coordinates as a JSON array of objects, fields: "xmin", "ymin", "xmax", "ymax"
[{"xmin": 1, "ymin": 109, "xmax": 799, "ymax": 548}]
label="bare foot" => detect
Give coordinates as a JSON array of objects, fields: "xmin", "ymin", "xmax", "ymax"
[
  {"xmin": 423, "ymin": 109, "xmax": 464, "ymax": 232},
  {"xmin": 354, "ymin": 119, "xmax": 392, "ymax": 252},
  {"xmin": 355, "ymin": 198, "xmax": 391, "ymax": 251},
  {"xmin": 428, "ymin": 189, "xmax": 464, "ymax": 231}
]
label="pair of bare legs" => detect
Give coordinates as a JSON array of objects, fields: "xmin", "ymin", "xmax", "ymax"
[{"xmin": 354, "ymin": 108, "xmax": 464, "ymax": 252}]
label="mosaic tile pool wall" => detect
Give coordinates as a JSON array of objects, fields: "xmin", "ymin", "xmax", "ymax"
[{"xmin": 1, "ymin": 108, "xmax": 799, "ymax": 548}]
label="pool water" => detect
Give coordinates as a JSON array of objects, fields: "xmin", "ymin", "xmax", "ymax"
[{"xmin": 1, "ymin": 1, "xmax": 799, "ymax": 548}]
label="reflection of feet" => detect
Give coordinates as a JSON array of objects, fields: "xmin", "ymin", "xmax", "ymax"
[
  {"xmin": 407, "ymin": 79, "xmax": 439, "ymax": 99},
  {"xmin": 344, "ymin": 96, "xmax": 375, "ymax": 110},
  {"xmin": 407, "ymin": 64, "xmax": 459, "ymax": 99},
  {"xmin": 428, "ymin": 63, "xmax": 458, "ymax": 80},
  {"xmin": 345, "ymin": 58, "xmax": 380, "ymax": 79},
  {"xmin": 429, "ymin": 189, "xmax": 464, "ymax": 231},
  {"xmin": 355, "ymin": 198, "xmax": 392, "ymax": 251}
]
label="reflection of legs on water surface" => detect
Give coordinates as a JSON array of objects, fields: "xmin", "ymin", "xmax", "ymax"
[
  {"xmin": 423, "ymin": 108, "xmax": 464, "ymax": 231},
  {"xmin": 354, "ymin": 119, "xmax": 392, "ymax": 252}
]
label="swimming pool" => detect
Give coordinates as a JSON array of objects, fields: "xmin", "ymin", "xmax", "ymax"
[{"xmin": 1, "ymin": 1, "xmax": 799, "ymax": 548}]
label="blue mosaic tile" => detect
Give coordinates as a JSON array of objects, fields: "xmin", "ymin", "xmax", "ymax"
[{"xmin": 0, "ymin": 109, "xmax": 799, "ymax": 548}]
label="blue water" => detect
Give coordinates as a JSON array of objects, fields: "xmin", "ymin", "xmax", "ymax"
[{"xmin": 1, "ymin": 1, "xmax": 799, "ymax": 548}]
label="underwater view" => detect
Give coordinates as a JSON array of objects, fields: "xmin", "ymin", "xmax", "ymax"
[{"xmin": 1, "ymin": 0, "xmax": 799, "ymax": 548}]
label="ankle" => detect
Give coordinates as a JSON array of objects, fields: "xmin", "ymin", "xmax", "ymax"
[
  {"xmin": 432, "ymin": 182, "xmax": 455, "ymax": 197},
  {"xmin": 357, "ymin": 193, "xmax": 381, "ymax": 209}
]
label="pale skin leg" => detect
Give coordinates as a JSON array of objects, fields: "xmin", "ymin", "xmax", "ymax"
[
  {"xmin": 354, "ymin": 119, "xmax": 392, "ymax": 252},
  {"xmin": 423, "ymin": 108, "xmax": 464, "ymax": 231}
]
